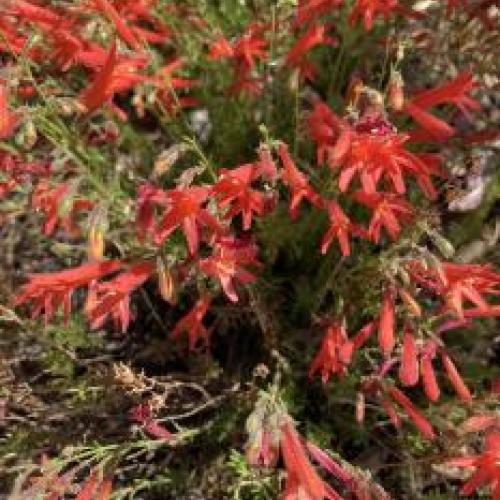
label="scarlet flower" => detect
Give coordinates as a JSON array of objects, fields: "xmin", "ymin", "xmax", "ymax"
[
  {"xmin": 86, "ymin": 261, "xmax": 155, "ymax": 333},
  {"xmin": 387, "ymin": 386, "xmax": 436, "ymax": 440},
  {"xmin": 420, "ymin": 341, "xmax": 441, "ymax": 402},
  {"xmin": 399, "ymin": 327, "xmax": 419, "ymax": 387},
  {"xmin": 14, "ymin": 260, "xmax": 123, "ymax": 325},
  {"xmin": 48, "ymin": 29, "xmax": 85, "ymax": 71},
  {"xmin": 309, "ymin": 102, "xmax": 443, "ymax": 198},
  {"xmin": 32, "ymin": 181, "xmax": 93, "ymax": 236},
  {"xmin": 293, "ymin": 0, "xmax": 343, "ymax": 27},
  {"xmin": 408, "ymin": 261, "xmax": 500, "ymax": 319},
  {"xmin": 404, "ymin": 72, "xmax": 480, "ymax": 141},
  {"xmin": 79, "ymin": 41, "xmax": 118, "ymax": 114},
  {"xmin": 208, "ymin": 24, "xmax": 268, "ymax": 95},
  {"xmin": 307, "ymin": 100, "xmax": 346, "ymax": 166},
  {"xmin": 10, "ymin": 0, "xmax": 65, "ymax": 27},
  {"xmin": 76, "ymin": 470, "xmax": 113, "ymax": 500},
  {"xmin": 320, "ymin": 200, "xmax": 367, "ymax": 256},
  {"xmin": 139, "ymin": 184, "xmax": 222, "ymax": 255},
  {"xmin": 152, "ymin": 58, "xmax": 199, "ymax": 114},
  {"xmin": 285, "ymin": 24, "xmax": 336, "ymax": 81},
  {"xmin": 348, "ymin": 0, "xmax": 400, "ymax": 30},
  {"xmin": 353, "ymin": 191, "xmax": 413, "ymax": 243},
  {"xmin": 445, "ymin": 430, "xmax": 500, "ymax": 498},
  {"xmin": 280, "ymin": 420, "xmax": 331, "ymax": 500},
  {"xmin": 212, "ymin": 164, "xmax": 267, "ymax": 230},
  {"xmin": 379, "ymin": 288, "xmax": 395, "ymax": 358},
  {"xmin": 397, "ymin": 336, "xmax": 473, "ymax": 403},
  {"xmin": 198, "ymin": 236, "xmax": 260, "ymax": 302},
  {"xmin": 91, "ymin": 0, "xmax": 141, "ymax": 50},
  {"xmin": 278, "ymin": 143, "xmax": 321, "ymax": 219},
  {"xmin": 79, "ymin": 42, "xmax": 149, "ymax": 115},
  {"xmin": 0, "ymin": 85, "xmax": 20, "ymax": 139},
  {"xmin": 171, "ymin": 295, "xmax": 211, "ymax": 351},
  {"xmin": 309, "ymin": 321, "xmax": 354, "ymax": 382}
]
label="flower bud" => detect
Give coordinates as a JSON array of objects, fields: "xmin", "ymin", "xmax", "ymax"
[
  {"xmin": 399, "ymin": 288, "xmax": 422, "ymax": 317},
  {"xmin": 157, "ymin": 258, "xmax": 176, "ymax": 304},
  {"xmin": 356, "ymin": 391, "xmax": 365, "ymax": 424},
  {"xmin": 88, "ymin": 225, "xmax": 105, "ymax": 261},
  {"xmin": 388, "ymin": 71, "xmax": 404, "ymax": 111},
  {"xmin": 87, "ymin": 208, "xmax": 107, "ymax": 261}
]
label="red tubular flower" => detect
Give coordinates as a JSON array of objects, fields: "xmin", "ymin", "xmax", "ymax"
[
  {"xmin": 445, "ymin": 430, "xmax": 500, "ymax": 498},
  {"xmin": 10, "ymin": 0, "xmax": 65, "ymax": 26},
  {"xmin": 309, "ymin": 321, "xmax": 353, "ymax": 383},
  {"xmin": 399, "ymin": 327, "xmax": 419, "ymax": 387},
  {"xmin": 353, "ymin": 191, "xmax": 413, "ymax": 243},
  {"xmin": 285, "ymin": 24, "xmax": 336, "ymax": 81},
  {"xmin": 171, "ymin": 296, "xmax": 211, "ymax": 351},
  {"xmin": 208, "ymin": 35, "xmax": 234, "ymax": 59},
  {"xmin": 0, "ymin": 85, "xmax": 21, "ymax": 139},
  {"xmin": 14, "ymin": 260, "xmax": 123, "ymax": 325},
  {"xmin": 213, "ymin": 164, "xmax": 266, "ymax": 230},
  {"xmin": 86, "ymin": 261, "xmax": 154, "ymax": 333},
  {"xmin": 420, "ymin": 341, "xmax": 440, "ymax": 402},
  {"xmin": 79, "ymin": 41, "xmax": 118, "ymax": 113},
  {"xmin": 388, "ymin": 387, "xmax": 436, "ymax": 440},
  {"xmin": 280, "ymin": 421, "xmax": 328, "ymax": 500},
  {"xmin": 293, "ymin": 0, "xmax": 343, "ymax": 27},
  {"xmin": 278, "ymin": 143, "xmax": 321, "ymax": 219},
  {"xmin": 320, "ymin": 201, "xmax": 367, "ymax": 256},
  {"xmin": 208, "ymin": 24, "xmax": 268, "ymax": 96},
  {"xmin": 76, "ymin": 470, "xmax": 113, "ymax": 500},
  {"xmin": 309, "ymin": 102, "xmax": 443, "ymax": 198},
  {"xmin": 348, "ymin": 0, "xmax": 400, "ymax": 30},
  {"xmin": 198, "ymin": 236, "xmax": 260, "ymax": 302},
  {"xmin": 404, "ymin": 72, "xmax": 480, "ymax": 140},
  {"xmin": 79, "ymin": 42, "xmax": 149, "ymax": 116},
  {"xmin": 378, "ymin": 288, "xmax": 395, "ymax": 358},
  {"xmin": 151, "ymin": 185, "xmax": 223, "ymax": 255},
  {"xmin": 32, "ymin": 181, "xmax": 93, "ymax": 236},
  {"xmin": 408, "ymin": 261, "xmax": 500, "ymax": 319},
  {"xmin": 91, "ymin": 0, "xmax": 141, "ymax": 50},
  {"xmin": 441, "ymin": 352, "xmax": 472, "ymax": 403}
]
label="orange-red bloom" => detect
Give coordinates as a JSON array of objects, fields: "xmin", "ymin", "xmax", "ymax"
[
  {"xmin": 353, "ymin": 191, "xmax": 413, "ymax": 243},
  {"xmin": 408, "ymin": 261, "xmax": 500, "ymax": 319},
  {"xmin": 213, "ymin": 164, "xmax": 267, "ymax": 230},
  {"xmin": 86, "ymin": 261, "xmax": 155, "ymax": 333},
  {"xmin": 446, "ymin": 430, "xmax": 500, "ymax": 498},
  {"xmin": 198, "ymin": 236, "xmax": 260, "ymax": 302},
  {"xmin": 320, "ymin": 201, "xmax": 367, "ymax": 256},
  {"xmin": 348, "ymin": 0, "xmax": 400, "ymax": 30},
  {"xmin": 404, "ymin": 72, "xmax": 480, "ymax": 141},
  {"xmin": 14, "ymin": 261, "xmax": 123, "ymax": 325},
  {"xmin": 309, "ymin": 321, "xmax": 353, "ymax": 382},
  {"xmin": 378, "ymin": 288, "xmax": 395, "ymax": 358},
  {"xmin": 278, "ymin": 143, "xmax": 321, "ymax": 219},
  {"xmin": 171, "ymin": 296, "xmax": 211, "ymax": 351},
  {"xmin": 0, "ymin": 85, "xmax": 20, "ymax": 139},
  {"xmin": 137, "ymin": 184, "xmax": 222, "ymax": 255}
]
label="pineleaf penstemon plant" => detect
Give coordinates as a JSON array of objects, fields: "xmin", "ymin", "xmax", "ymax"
[{"xmin": 1, "ymin": 0, "xmax": 499, "ymax": 498}]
